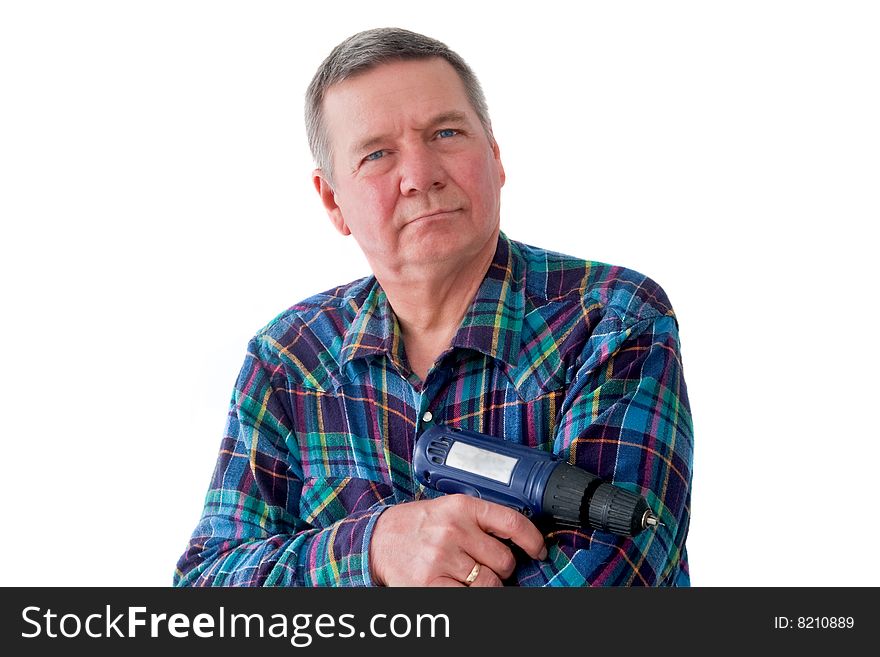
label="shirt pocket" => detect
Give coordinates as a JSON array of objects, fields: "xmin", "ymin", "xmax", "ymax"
[{"xmin": 299, "ymin": 475, "xmax": 394, "ymax": 529}]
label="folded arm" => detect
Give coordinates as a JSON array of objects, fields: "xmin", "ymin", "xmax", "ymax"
[
  {"xmin": 173, "ymin": 337, "xmax": 390, "ymax": 587},
  {"xmin": 515, "ymin": 312, "xmax": 694, "ymax": 586}
]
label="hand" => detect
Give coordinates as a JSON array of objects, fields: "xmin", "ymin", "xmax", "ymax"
[{"xmin": 368, "ymin": 494, "xmax": 548, "ymax": 587}]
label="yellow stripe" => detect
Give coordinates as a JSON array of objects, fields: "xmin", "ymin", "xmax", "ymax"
[
  {"xmin": 286, "ymin": 388, "xmax": 416, "ymax": 427},
  {"xmin": 263, "ymin": 336, "xmax": 324, "ymax": 390}
]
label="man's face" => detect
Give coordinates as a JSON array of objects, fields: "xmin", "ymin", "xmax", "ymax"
[{"xmin": 314, "ymin": 57, "xmax": 505, "ymax": 277}]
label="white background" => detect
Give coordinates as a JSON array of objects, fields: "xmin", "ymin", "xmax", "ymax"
[{"xmin": 1, "ymin": 1, "xmax": 877, "ymax": 586}]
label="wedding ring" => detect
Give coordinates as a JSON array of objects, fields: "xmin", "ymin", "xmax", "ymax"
[{"xmin": 464, "ymin": 562, "xmax": 481, "ymax": 586}]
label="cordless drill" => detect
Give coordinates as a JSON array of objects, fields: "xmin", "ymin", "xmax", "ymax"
[{"xmin": 413, "ymin": 424, "xmax": 662, "ymax": 537}]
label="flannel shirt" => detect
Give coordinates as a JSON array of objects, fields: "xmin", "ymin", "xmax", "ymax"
[{"xmin": 174, "ymin": 232, "xmax": 693, "ymax": 586}]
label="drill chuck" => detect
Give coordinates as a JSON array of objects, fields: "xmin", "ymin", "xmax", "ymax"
[{"xmin": 542, "ymin": 462, "xmax": 658, "ymax": 536}]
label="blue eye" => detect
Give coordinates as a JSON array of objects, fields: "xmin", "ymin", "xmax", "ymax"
[
  {"xmin": 437, "ymin": 129, "xmax": 458, "ymax": 138},
  {"xmin": 364, "ymin": 150, "xmax": 385, "ymax": 162}
]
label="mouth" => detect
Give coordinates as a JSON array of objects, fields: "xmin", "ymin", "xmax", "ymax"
[{"xmin": 409, "ymin": 208, "xmax": 462, "ymax": 223}]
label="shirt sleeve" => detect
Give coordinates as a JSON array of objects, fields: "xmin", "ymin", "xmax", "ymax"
[
  {"xmin": 173, "ymin": 336, "xmax": 391, "ymax": 587},
  {"xmin": 514, "ymin": 311, "xmax": 694, "ymax": 587}
]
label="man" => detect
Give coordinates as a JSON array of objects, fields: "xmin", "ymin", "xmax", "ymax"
[{"xmin": 174, "ymin": 27, "xmax": 693, "ymax": 587}]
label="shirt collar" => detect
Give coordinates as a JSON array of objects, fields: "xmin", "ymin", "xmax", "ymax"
[
  {"xmin": 340, "ymin": 279, "xmax": 404, "ymax": 367},
  {"xmin": 340, "ymin": 232, "xmax": 525, "ymax": 370},
  {"xmin": 448, "ymin": 232, "xmax": 524, "ymax": 368}
]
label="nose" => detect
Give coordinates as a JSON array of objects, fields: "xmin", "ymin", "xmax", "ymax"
[{"xmin": 398, "ymin": 143, "xmax": 447, "ymax": 195}]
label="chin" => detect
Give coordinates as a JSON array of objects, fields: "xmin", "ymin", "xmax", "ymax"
[{"xmin": 398, "ymin": 215, "xmax": 496, "ymax": 259}]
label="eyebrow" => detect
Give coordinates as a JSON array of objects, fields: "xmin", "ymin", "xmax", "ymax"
[{"xmin": 352, "ymin": 110, "xmax": 470, "ymax": 157}]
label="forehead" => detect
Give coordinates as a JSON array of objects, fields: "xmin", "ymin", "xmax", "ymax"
[{"xmin": 321, "ymin": 58, "xmax": 476, "ymax": 147}]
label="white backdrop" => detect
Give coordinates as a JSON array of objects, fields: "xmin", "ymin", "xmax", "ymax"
[{"xmin": 1, "ymin": 1, "xmax": 877, "ymax": 586}]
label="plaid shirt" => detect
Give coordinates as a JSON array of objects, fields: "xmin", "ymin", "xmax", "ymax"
[{"xmin": 174, "ymin": 232, "xmax": 693, "ymax": 587}]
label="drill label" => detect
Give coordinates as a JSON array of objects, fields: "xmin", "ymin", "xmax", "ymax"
[{"xmin": 445, "ymin": 442, "xmax": 517, "ymax": 485}]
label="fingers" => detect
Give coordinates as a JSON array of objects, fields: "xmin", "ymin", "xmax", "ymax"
[
  {"xmin": 464, "ymin": 496, "xmax": 548, "ymax": 561},
  {"xmin": 368, "ymin": 496, "xmax": 547, "ymax": 586},
  {"xmin": 433, "ymin": 495, "xmax": 546, "ymax": 581},
  {"xmin": 428, "ymin": 563, "xmax": 504, "ymax": 588},
  {"xmin": 464, "ymin": 528, "xmax": 518, "ymax": 579},
  {"xmin": 465, "ymin": 562, "xmax": 504, "ymax": 588},
  {"xmin": 442, "ymin": 536, "xmax": 511, "ymax": 583}
]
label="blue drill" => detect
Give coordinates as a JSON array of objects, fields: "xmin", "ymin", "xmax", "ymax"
[{"xmin": 413, "ymin": 424, "xmax": 662, "ymax": 537}]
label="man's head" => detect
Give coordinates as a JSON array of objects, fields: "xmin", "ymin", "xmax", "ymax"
[
  {"xmin": 305, "ymin": 27, "xmax": 494, "ymax": 184},
  {"xmin": 306, "ymin": 28, "xmax": 505, "ymax": 278}
]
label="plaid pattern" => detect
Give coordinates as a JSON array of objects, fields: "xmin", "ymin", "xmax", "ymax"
[{"xmin": 174, "ymin": 232, "xmax": 693, "ymax": 587}]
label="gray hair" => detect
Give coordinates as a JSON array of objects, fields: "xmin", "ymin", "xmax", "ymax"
[{"xmin": 305, "ymin": 27, "xmax": 494, "ymax": 184}]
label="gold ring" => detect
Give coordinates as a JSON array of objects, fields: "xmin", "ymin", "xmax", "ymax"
[{"xmin": 464, "ymin": 562, "xmax": 481, "ymax": 586}]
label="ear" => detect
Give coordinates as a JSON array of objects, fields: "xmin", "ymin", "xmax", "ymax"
[
  {"xmin": 312, "ymin": 169, "xmax": 351, "ymax": 236},
  {"xmin": 491, "ymin": 140, "xmax": 506, "ymax": 187}
]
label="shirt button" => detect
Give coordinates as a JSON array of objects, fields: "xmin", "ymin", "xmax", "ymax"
[{"xmin": 422, "ymin": 411, "xmax": 433, "ymax": 423}]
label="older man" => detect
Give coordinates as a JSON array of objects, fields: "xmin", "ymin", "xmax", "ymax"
[{"xmin": 174, "ymin": 28, "xmax": 693, "ymax": 587}]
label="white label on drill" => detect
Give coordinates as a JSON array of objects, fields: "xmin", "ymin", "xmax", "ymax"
[{"xmin": 445, "ymin": 442, "xmax": 517, "ymax": 485}]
